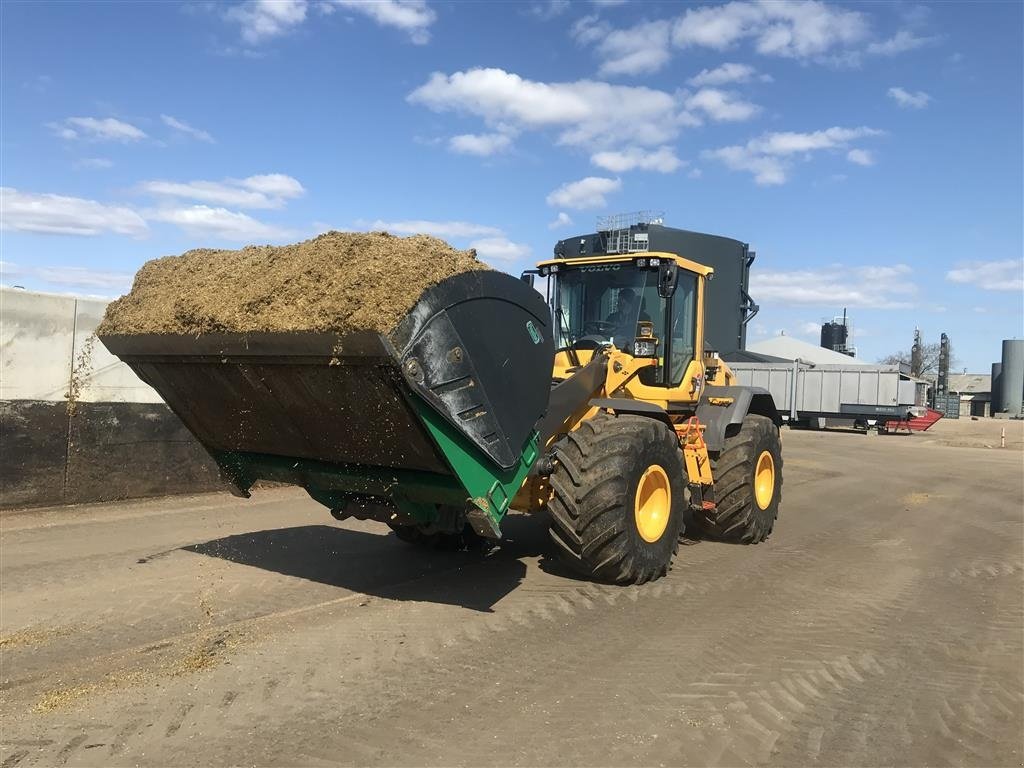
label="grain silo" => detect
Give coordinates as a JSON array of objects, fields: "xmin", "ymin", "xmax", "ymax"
[{"xmin": 1002, "ymin": 339, "xmax": 1024, "ymax": 416}]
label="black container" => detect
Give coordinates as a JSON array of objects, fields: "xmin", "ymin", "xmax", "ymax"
[{"xmin": 820, "ymin": 321, "xmax": 848, "ymax": 352}]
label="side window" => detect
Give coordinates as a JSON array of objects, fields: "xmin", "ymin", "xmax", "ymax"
[
  {"xmin": 669, "ymin": 273, "xmax": 698, "ymax": 386},
  {"xmin": 638, "ymin": 282, "xmax": 665, "ymax": 341}
]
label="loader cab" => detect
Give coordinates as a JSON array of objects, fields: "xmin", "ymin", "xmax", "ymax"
[{"xmin": 537, "ymin": 252, "xmax": 711, "ymax": 391}]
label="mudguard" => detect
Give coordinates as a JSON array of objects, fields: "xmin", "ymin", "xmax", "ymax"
[{"xmin": 694, "ymin": 386, "xmax": 781, "ymax": 453}]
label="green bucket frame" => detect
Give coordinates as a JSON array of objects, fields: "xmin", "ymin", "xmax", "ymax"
[{"xmin": 213, "ymin": 392, "xmax": 539, "ymax": 539}]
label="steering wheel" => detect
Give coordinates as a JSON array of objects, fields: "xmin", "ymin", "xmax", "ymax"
[{"xmin": 582, "ymin": 320, "xmax": 617, "ymax": 336}]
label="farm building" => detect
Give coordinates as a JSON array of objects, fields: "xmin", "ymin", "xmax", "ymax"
[{"xmin": 948, "ymin": 373, "xmax": 992, "ymax": 417}]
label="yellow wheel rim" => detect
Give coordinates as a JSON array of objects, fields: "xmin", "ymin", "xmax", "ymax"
[
  {"xmin": 634, "ymin": 465, "xmax": 672, "ymax": 543},
  {"xmin": 754, "ymin": 450, "xmax": 775, "ymax": 510}
]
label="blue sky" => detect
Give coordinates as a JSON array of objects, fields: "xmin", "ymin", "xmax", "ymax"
[{"xmin": 2, "ymin": 0, "xmax": 1021, "ymax": 371}]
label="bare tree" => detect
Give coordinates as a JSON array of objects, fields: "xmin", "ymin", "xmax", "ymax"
[{"xmin": 879, "ymin": 341, "xmax": 957, "ymax": 378}]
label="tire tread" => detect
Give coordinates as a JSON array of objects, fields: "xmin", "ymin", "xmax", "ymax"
[{"xmin": 547, "ymin": 413, "xmax": 684, "ymax": 584}]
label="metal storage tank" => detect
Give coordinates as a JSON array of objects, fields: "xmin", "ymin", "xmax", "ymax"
[
  {"xmin": 1002, "ymin": 340, "xmax": 1024, "ymax": 416},
  {"xmin": 991, "ymin": 362, "xmax": 1003, "ymax": 413},
  {"xmin": 820, "ymin": 322, "xmax": 847, "ymax": 352}
]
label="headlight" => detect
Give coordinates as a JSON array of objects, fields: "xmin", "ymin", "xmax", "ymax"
[{"xmin": 632, "ymin": 338, "xmax": 659, "ymax": 358}]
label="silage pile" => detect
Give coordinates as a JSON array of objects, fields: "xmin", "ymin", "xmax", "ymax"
[{"xmin": 98, "ymin": 231, "xmax": 490, "ymax": 337}]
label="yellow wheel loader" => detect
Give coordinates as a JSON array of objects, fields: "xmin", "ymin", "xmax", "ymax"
[{"xmin": 100, "ymin": 245, "xmax": 782, "ymax": 585}]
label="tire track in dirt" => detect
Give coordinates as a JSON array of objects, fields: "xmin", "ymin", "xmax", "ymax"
[
  {"xmin": 190, "ymin": 512, "xmax": 917, "ymax": 766},
  {"xmin": 0, "ymin": 479, "xmax": 910, "ymax": 767},
  {"xmin": 2, "ymin": 525, "xmax": 776, "ymax": 767},
  {"xmin": 280, "ymin": 477, "xmax": 1021, "ymax": 768},
  {"xmin": 3, "ymin": 437, "xmax": 1020, "ymax": 767}
]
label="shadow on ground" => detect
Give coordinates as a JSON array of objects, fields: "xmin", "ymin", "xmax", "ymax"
[{"xmin": 181, "ymin": 514, "xmax": 549, "ymax": 612}]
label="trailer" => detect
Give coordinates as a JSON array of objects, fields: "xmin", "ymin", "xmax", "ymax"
[{"xmin": 724, "ymin": 359, "xmax": 925, "ymax": 430}]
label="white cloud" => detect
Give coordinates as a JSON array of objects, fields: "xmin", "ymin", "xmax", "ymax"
[
  {"xmin": 546, "ymin": 176, "xmax": 621, "ymax": 209},
  {"xmin": 672, "ymin": 1, "xmax": 868, "ymax": 59},
  {"xmin": 469, "ymin": 237, "xmax": 532, "ymax": 263},
  {"xmin": 751, "ymin": 264, "xmax": 916, "ymax": 308},
  {"xmin": 946, "ymin": 260, "xmax": 1024, "ymax": 292},
  {"xmin": 31, "ymin": 266, "xmax": 133, "ymax": 292},
  {"xmin": 685, "ymin": 87, "xmax": 760, "ymax": 121},
  {"xmin": 687, "ymin": 61, "xmax": 770, "ymax": 86},
  {"xmin": 867, "ymin": 30, "xmax": 937, "ymax": 56},
  {"xmin": 688, "ymin": 167, "xmax": 703, "ymax": 179},
  {"xmin": 571, "ymin": 13, "xmax": 607, "ymax": 44},
  {"xmin": 704, "ymin": 126, "xmax": 882, "ymax": 185},
  {"xmin": 330, "ymin": 0, "xmax": 436, "ymax": 44},
  {"xmin": 591, "ymin": 0, "xmax": 626, "ymax": 6},
  {"xmin": 239, "ymin": 173, "xmax": 305, "ymax": 197},
  {"xmin": 138, "ymin": 174, "xmax": 305, "ymax": 209},
  {"xmin": 448, "ymin": 132, "xmax": 514, "ymax": 156},
  {"xmin": 226, "ymin": 0, "xmax": 308, "ymax": 44},
  {"xmin": 147, "ymin": 206, "xmax": 292, "ymax": 241},
  {"xmin": 574, "ymin": 3, "xmax": 926, "ymax": 75},
  {"xmin": 161, "ymin": 114, "xmax": 215, "ymax": 143},
  {"xmin": 706, "ymin": 146, "xmax": 786, "ymax": 185},
  {"xmin": 73, "ymin": 158, "xmax": 114, "ymax": 170},
  {"xmin": 363, "ymin": 219, "xmax": 503, "ymax": 238},
  {"xmin": 746, "ymin": 126, "xmax": 882, "ymax": 154},
  {"xmin": 357, "ymin": 218, "xmax": 529, "ymax": 264},
  {"xmin": 408, "ymin": 67, "xmax": 693, "ymax": 149},
  {"xmin": 227, "ymin": 0, "xmax": 435, "ymax": 46},
  {"xmin": 590, "ymin": 146, "xmax": 683, "ymax": 173},
  {"xmin": 888, "ymin": 86, "xmax": 931, "ymax": 109},
  {"xmin": 49, "ymin": 116, "xmax": 147, "ymax": 142},
  {"xmin": 572, "ymin": 16, "xmax": 673, "ymax": 76},
  {"xmin": 548, "ymin": 212, "xmax": 573, "ymax": 230},
  {"xmin": 0, "ymin": 187, "xmax": 148, "ymax": 237},
  {"xmin": 798, "ymin": 321, "xmax": 822, "ymax": 337},
  {"xmin": 0, "ymin": 262, "xmax": 132, "ymax": 296},
  {"xmin": 846, "ymin": 148, "xmax": 874, "ymax": 166},
  {"xmin": 528, "ymin": 0, "xmax": 570, "ymax": 20}
]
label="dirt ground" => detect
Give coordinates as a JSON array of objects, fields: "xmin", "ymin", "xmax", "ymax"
[
  {"xmin": 913, "ymin": 415, "xmax": 1024, "ymax": 450},
  {"xmin": 1, "ymin": 428, "xmax": 1021, "ymax": 767}
]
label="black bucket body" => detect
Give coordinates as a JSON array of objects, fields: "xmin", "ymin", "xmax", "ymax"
[{"xmin": 100, "ymin": 271, "xmax": 556, "ymax": 534}]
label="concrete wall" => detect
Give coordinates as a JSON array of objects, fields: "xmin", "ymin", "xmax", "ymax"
[
  {"xmin": 1, "ymin": 288, "xmax": 222, "ymax": 509},
  {"xmin": 1, "ymin": 289, "xmax": 162, "ymax": 403}
]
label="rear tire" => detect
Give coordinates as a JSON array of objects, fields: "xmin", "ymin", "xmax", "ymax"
[
  {"xmin": 547, "ymin": 413, "xmax": 685, "ymax": 584},
  {"xmin": 693, "ymin": 414, "xmax": 782, "ymax": 543}
]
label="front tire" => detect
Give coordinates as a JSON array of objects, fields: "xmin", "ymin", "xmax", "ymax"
[
  {"xmin": 693, "ymin": 414, "xmax": 782, "ymax": 543},
  {"xmin": 547, "ymin": 413, "xmax": 685, "ymax": 584}
]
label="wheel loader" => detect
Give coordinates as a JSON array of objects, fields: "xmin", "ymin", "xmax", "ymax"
[{"xmin": 100, "ymin": 244, "xmax": 782, "ymax": 584}]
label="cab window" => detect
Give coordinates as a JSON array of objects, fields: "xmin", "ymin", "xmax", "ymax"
[{"xmin": 669, "ymin": 272, "xmax": 698, "ymax": 386}]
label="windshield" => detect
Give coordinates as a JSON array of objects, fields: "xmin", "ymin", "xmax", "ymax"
[
  {"xmin": 554, "ymin": 264, "xmax": 664, "ymax": 352},
  {"xmin": 552, "ymin": 261, "xmax": 700, "ymax": 388}
]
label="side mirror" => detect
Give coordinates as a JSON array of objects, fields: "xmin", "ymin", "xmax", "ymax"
[
  {"xmin": 519, "ymin": 270, "xmax": 537, "ymax": 288},
  {"xmin": 658, "ymin": 262, "xmax": 678, "ymax": 298}
]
